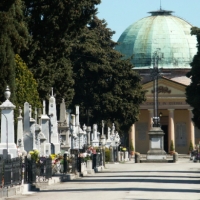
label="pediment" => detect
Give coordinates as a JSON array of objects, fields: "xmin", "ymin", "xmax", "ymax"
[
  {"xmin": 141, "ymin": 77, "xmax": 191, "ymax": 109},
  {"xmin": 143, "ymin": 77, "xmax": 186, "ymax": 98}
]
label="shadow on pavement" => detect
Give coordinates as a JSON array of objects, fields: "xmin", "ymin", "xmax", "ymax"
[
  {"xmin": 88, "ymin": 175, "xmax": 200, "ymax": 179},
  {"xmin": 68, "ymin": 178, "xmax": 200, "ymax": 184},
  {"xmin": 100, "ymin": 170, "xmax": 200, "ymax": 174},
  {"xmin": 39, "ymin": 187, "xmax": 200, "ymax": 193}
]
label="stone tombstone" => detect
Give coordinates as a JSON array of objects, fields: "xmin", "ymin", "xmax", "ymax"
[
  {"xmin": 92, "ymin": 124, "xmax": 99, "ymax": 147},
  {"xmin": 24, "ymin": 102, "xmax": 30, "ymax": 133},
  {"xmin": 86, "ymin": 126, "xmax": 91, "ymax": 146},
  {"xmin": 60, "ymin": 99, "xmax": 67, "ymax": 122},
  {"xmin": 23, "ymin": 102, "xmax": 33, "ymax": 153},
  {"xmin": 29, "ymin": 105, "xmax": 37, "ymax": 150},
  {"xmin": 112, "ymin": 123, "xmax": 115, "ymax": 133},
  {"xmin": 41, "ymin": 100, "xmax": 51, "ymax": 155},
  {"xmin": 70, "ymin": 114, "xmax": 76, "ymax": 149},
  {"xmin": 48, "ymin": 88, "xmax": 60, "ymax": 154},
  {"xmin": 0, "ymin": 86, "xmax": 18, "ymax": 158},
  {"xmin": 17, "ymin": 107, "xmax": 24, "ymax": 152},
  {"xmin": 59, "ymin": 99, "xmax": 70, "ymax": 151},
  {"xmin": 35, "ymin": 124, "xmax": 42, "ymax": 151},
  {"xmin": 106, "ymin": 127, "xmax": 112, "ymax": 148}
]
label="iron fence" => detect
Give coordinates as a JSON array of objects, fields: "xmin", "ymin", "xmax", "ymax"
[
  {"xmin": 23, "ymin": 156, "xmax": 52, "ymax": 183},
  {"xmin": 0, "ymin": 157, "xmax": 22, "ymax": 188},
  {"xmin": 92, "ymin": 153, "xmax": 102, "ymax": 168}
]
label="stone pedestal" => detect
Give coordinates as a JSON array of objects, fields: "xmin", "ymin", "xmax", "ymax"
[
  {"xmin": 0, "ymin": 86, "xmax": 18, "ymax": 158},
  {"xmin": 147, "ymin": 127, "xmax": 166, "ymax": 160}
]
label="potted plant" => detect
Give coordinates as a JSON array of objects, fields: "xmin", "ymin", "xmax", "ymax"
[
  {"xmin": 129, "ymin": 141, "xmax": 135, "ymax": 155},
  {"xmin": 189, "ymin": 140, "xmax": 194, "ymax": 154},
  {"xmin": 169, "ymin": 140, "xmax": 175, "ymax": 155},
  {"xmin": 135, "ymin": 152, "xmax": 140, "ymax": 163}
]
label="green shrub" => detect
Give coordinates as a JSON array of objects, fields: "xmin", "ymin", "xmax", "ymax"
[
  {"xmin": 105, "ymin": 148, "xmax": 110, "ymax": 162},
  {"xmin": 189, "ymin": 140, "xmax": 194, "ymax": 151},
  {"xmin": 130, "ymin": 140, "xmax": 134, "ymax": 151},
  {"xmin": 170, "ymin": 140, "xmax": 175, "ymax": 151}
]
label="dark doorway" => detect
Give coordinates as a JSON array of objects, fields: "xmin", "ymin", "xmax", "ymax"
[{"xmin": 161, "ymin": 125, "xmax": 168, "ymax": 153}]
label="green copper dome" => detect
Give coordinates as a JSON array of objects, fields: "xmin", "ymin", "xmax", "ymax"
[{"xmin": 115, "ymin": 10, "xmax": 197, "ymax": 69}]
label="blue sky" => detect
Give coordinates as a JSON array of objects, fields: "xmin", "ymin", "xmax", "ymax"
[{"xmin": 97, "ymin": 0, "xmax": 200, "ymax": 42}]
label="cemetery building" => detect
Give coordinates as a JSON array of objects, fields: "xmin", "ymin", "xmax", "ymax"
[{"xmin": 115, "ymin": 9, "xmax": 200, "ymax": 154}]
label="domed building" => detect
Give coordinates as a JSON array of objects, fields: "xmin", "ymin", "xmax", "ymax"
[{"xmin": 115, "ymin": 9, "xmax": 199, "ymax": 154}]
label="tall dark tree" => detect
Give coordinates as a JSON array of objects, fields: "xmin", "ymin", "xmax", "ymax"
[
  {"xmin": 186, "ymin": 27, "xmax": 200, "ymax": 129},
  {"xmin": 22, "ymin": 0, "xmax": 100, "ymax": 106},
  {"xmin": 70, "ymin": 16, "xmax": 146, "ymax": 133},
  {"xmin": 0, "ymin": 0, "xmax": 29, "ymax": 102}
]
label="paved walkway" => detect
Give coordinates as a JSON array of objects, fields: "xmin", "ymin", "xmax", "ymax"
[{"xmin": 6, "ymin": 158, "xmax": 200, "ymax": 200}]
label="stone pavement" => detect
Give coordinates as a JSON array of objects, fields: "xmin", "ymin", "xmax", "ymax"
[{"xmin": 5, "ymin": 158, "xmax": 200, "ymax": 200}]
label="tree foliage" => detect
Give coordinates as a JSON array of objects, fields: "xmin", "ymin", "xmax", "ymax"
[
  {"xmin": 0, "ymin": 0, "xmax": 29, "ymax": 103},
  {"xmin": 15, "ymin": 54, "xmax": 42, "ymax": 110},
  {"xmin": 70, "ymin": 16, "xmax": 146, "ymax": 133},
  {"xmin": 22, "ymin": 0, "xmax": 100, "ymax": 106},
  {"xmin": 186, "ymin": 27, "xmax": 200, "ymax": 129}
]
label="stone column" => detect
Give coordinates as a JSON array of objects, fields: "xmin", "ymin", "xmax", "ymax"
[
  {"xmin": 17, "ymin": 107, "xmax": 24, "ymax": 152},
  {"xmin": 188, "ymin": 109, "xmax": 195, "ymax": 147},
  {"xmin": 168, "ymin": 109, "xmax": 175, "ymax": 152},
  {"xmin": 129, "ymin": 124, "xmax": 135, "ymax": 151},
  {"xmin": 148, "ymin": 109, "xmax": 154, "ymax": 129}
]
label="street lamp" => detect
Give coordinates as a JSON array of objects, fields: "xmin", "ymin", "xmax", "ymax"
[{"xmin": 1, "ymin": 113, "xmax": 8, "ymax": 158}]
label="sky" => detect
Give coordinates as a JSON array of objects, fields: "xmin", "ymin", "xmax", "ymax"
[{"xmin": 97, "ymin": 0, "xmax": 200, "ymax": 42}]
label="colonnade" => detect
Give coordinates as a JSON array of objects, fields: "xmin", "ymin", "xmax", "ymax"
[{"xmin": 129, "ymin": 109, "xmax": 195, "ymax": 153}]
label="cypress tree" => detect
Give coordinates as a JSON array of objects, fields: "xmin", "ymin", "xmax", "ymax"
[
  {"xmin": 71, "ymin": 16, "xmax": 146, "ymax": 133},
  {"xmin": 186, "ymin": 27, "xmax": 200, "ymax": 129},
  {"xmin": 22, "ymin": 0, "xmax": 100, "ymax": 106},
  {"xmin": 15, "ymin": 54, "xmax": 41, "ymax": 109},
  {"xmin": 0, "ymin": 0, "xmax": 29, "ymax": 102}
]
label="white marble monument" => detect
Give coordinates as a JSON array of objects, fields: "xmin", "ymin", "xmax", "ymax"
[
  {"xmin": 17, "ymin": 107, "xmax": 24, "ymax": 152},
  {"xmin": 48, "ymin": 88, "xmax": 60, "ymax": 154},
  {"xmin": 0, "ymin": 86, "xmax": 18, "ymax": 158}
]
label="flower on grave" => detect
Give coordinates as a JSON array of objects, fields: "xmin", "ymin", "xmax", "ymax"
[
  {"xmin": 122, "ymin": 147, "xmax": 127, "ymax": 151},
  {"xmin": 51, "ymin": 153, "xmax": 64, "ymax": 165},
  {"xmin": 28, "ymin": 149, "xmax": 39, "ymax": 163}
]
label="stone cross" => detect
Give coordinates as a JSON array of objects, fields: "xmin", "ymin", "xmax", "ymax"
[{"xmin": 151, "ymin": 49, "xmax": 170, "ymax": 127}]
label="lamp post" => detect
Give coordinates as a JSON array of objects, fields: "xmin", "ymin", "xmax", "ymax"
[{"xmin": 1, "ymin": 113, "xmax": 8, "ymax": 157}]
